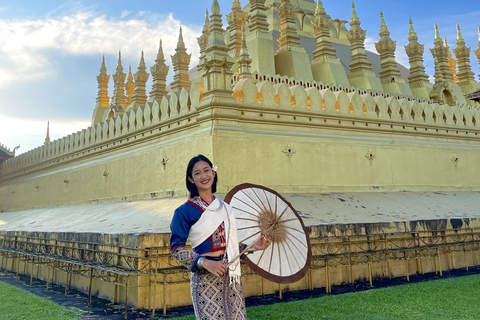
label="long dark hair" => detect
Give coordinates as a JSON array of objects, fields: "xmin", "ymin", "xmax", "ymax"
[{"xmin": 185, "ymin": 154, "xmax": 218, "ymax": 198}]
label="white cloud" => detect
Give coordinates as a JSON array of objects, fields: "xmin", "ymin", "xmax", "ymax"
[
  {"xmin": 364, "ymin": 36, "xmax": 377, "ymax": 53},
  {"xmin": 395, "ymin": 47, "xmax": 409, "ymax": 69},
  {"xmin": 0, "ymin": 10, "xmax": 202, "ymax": 89},
  {"xmin": 0, "ymin": 114, "xmax": 90, "ymax": 154}
]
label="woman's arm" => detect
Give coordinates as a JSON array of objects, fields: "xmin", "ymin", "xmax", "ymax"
[{"xmin": 170, "ymin": 207, "xmax": 201, "ymax": 271}]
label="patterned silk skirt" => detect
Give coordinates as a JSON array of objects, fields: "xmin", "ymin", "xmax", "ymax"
[{"xmin": 190, "ymin": 269, "xmax": 247, "ymax": 320}]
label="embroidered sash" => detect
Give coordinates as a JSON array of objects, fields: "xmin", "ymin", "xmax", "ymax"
[{"xmin": 188, "ymin": 197, "xmax": 242, "ymax": 283}]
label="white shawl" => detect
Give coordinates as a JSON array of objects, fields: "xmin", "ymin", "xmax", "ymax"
[{"xmin": 188, "ymin": 197, "xmax": 242, "ymax": 284}]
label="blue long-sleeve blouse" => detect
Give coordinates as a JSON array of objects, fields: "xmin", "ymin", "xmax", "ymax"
[{"xmin": 170, "ymin": 200, "xmax": 227, "ymax": 271}]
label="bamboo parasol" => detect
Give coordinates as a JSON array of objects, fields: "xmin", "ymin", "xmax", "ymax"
[{"xmin": 225, "ymin": 183, "xmax": 312, "ymax": 284}]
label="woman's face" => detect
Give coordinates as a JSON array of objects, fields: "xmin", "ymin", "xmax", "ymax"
[{"xmin": 189, "ymin": 160, "xmax": 215, "ymax": 194}]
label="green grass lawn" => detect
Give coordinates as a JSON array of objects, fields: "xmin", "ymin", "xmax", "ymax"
[
  {"xmin": 168, "ymin": 274, "xmax": 480, "ymax": 320},
  {"xmin": 0, "ymin": 280, "xmax": 81, "ymax": 320},
  {"xmin": 1, "ymin": 273, "xmax": 479, "ymax": 320}
]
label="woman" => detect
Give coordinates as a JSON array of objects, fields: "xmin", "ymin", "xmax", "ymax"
[{"xmin": 170, "ymin": 155, "xmax": 270, "ymax": 320}]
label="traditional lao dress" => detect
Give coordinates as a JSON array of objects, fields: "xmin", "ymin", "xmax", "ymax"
[{"xmin": 170, "ymin": 197, "xmax": 247, "ymax": 320}]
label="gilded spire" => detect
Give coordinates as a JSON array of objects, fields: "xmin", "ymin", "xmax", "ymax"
[
  {"xmin": 248, "ymin": 0, "xmax": 269, "ymax": 33},
  {"xmin": 170, "ymin": 26, "xmax": 192, "ymax": 92},
  {"xmin": 430, "ymin": 23, "xmax": 458, "ymax": 99},
  {"xmin": 456, "ymin": 23, "xmax": 463, "ymax": 41},
  {"xmin": 208, "ymin": 0, "xmax": 227, "ymax": 48},
  {"xmin": 232, "ymin": 0, "xmax": 241, "ymax": 10},
  {"xmin": 127, "ymin": 65, "xmax": 133, "ymax": 82},
  {"xmin": 315, "ymin": 0, "xmax": 326, "ymax": 16},
  {"xmin": 203, "ymin": 9, "xmax": 210, "ymax": 34},
  {"xmin": 212, "ymin": 0, "xmax": 220, "ymax": 14},
  {"xmin": 237, "ymin": 33, "xmax": 252, "ymax": 80},
  {"xmin": 227, "ymin": 0, "xmax": 248, "ymax": 58},
  {"xmin": 199, "ymin": 0, "xmax": 235, "ymax": 103},
  {"xmin": 100, "ymin": 55, "xmax": 107, "ymax": 75},
  {"xmin": 245, "ymin": 0, "xmax": 276, "ymax": 75},
  {"xmin": 405, "ymin": 18, "xmax": 430, "ymax": 97},
  {"xmin": 312, "ymin": 0, "xmax": 336, "ymax": 61},
  {"xmin": 125, "ymin": 65, "xmax": 135, "ymax": 105},
  {"xmin": 276, "ymin": 0, "xmax": 301, "ymax": 50},
  {"xmin": 150, "ymin": 39, "xmax": 169, "ymax": 100},
  {"xmin": 111, "ymin": 51, "xmax": 127, "ymax": 108},
  {"xmin": 408, "ymin": 18, "xmax": 417, "ymax": 42},
  {"xmin": 379, "ymin": 11, "xmax": 389, "ymax": 38},
  {"xmin": 445, "ymin": 37, "xmax": 458, "ymax": 82},
  {"xmin": 375, "ymin": 11, "xmax": 407, "ymax": 94},
  {"xmin": 350, "ymin": 2, "xmax": 360, "ymax": 28},
  {"xmin": 453, "ymin": 23, "xmax": 477, "ymax": 90},
  {"xmin": 132, "ymin": 51, "xmax": 150, "ymax": 107},
  {"xmin": 346, "ymin": 2, "xmax": 382, "ymax": 90},
  {"xmin": 311, "ymin": 0, "xmax": 349, "ymax": 86},
  {"xmin": 116, "ymin": 51, "xmax": 123, "ymax": 73},
  {"xmin": 198, "ymin": 9, "xmax": 210, "ymax": 52},
  {"xmin": 139, "ymin": 50, "xmax": 146, "ymax": 70},
  {"xmin": 95, "ymin": 55, "xmax": 110, "ymax": 110},
  {"xmin": 474, "ymin": 26, "xmax": 480, "ymax": 78},
  {"xmin": 177, "ymin": 26, "xmax": 186, "ymax": 50},
  {"xmin": 434, "ymin": 22, "xmax": 442, "ymax": 45},
  {"xmin": 44, "ymin": 121, "xmax": 50, "ymax": 145},
  {"xmin": 346, "ymin": 2, "xmax": 373, "ymax": 75},
  {"xmin": 197, "ymin": 10, "xmax": 210, "ymax": 79},
  {"xmin": 274, "ymin": 0, "xmax": 313, "ymax": 80},
  {"xmin": 156, "ymin": 40, "xmax": 165, "ymax": 63}
]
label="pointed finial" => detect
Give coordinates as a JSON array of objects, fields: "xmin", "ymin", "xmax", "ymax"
[
  {"xmin": 316, "ymin": 0, "xmax": 326, "ymax": 16},
  {"xmin": 478, "ymin": 26, "xmax": 480, "ymax": 42},
  {"xmin": 212, "ymin": 0, "xmax": 221, "ymax": 15},
  {"xmin": 100, "ymin": 55, "xmax": 107, "ymax": 74},
  {"xmin": 116, "ymin": 51, "xmax": 124, "ymax": 72},
  {"xmin": 379, "ymin": 11, "xmax": 389, "ymax": 37},
  {"xmin": 408, "ymin": 18, "xmax": 418, "ymax": 42},
  {"xmin": 232, "ymin": 0, "xmax": 241, "ymax": 10},
  {"xmin": 127, "ymin": 65, "xmax": 133, "ymax": 80},
  {"xmin": 240, "ymin": 31, "xmax": 248, "ymax": 55},
  {"xmin": 350, "ymin": 2, "xmax": 360, "ymax": 27},
  {"xmin": 456, "ymin": 23, "xmax": 463, "ymax": 41},
  {"xmin": 434, "ymin": 22, "xmax": 441, "ymax": 40},
  {"xmin": 156, "ymin": 40, "xmax": 165, "ymax": 63},
  {"xmin": 444, "ymin": 37, "xmax": 448, "ymax": 48},
  {"xmin": 203, "ymin": 9, "xmax": 210, "ymax": 32},
  {"xmin": 139, "ymin": 51, "xmax": 146, "ymax": 70},
  {"xmin": 44, "ymin": 121, "xmax": 50, "ymax": 145},
  {"xmin": 177, "ymin": 26, "xmax": 186, "ymax": 50}
]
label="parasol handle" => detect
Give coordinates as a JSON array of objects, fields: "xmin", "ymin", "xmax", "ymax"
[
  {"xmin": 226, "ymin": 224, "xmax": 276, "ymax": 268},
  {"xmin": 226, "ymin": 234, "xmax": 263, "ymax": 268}
]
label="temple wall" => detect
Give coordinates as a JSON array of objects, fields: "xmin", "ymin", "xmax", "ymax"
[{"xmin": 1, "ymin": 78, "xmax": 480, "ymax": 212}]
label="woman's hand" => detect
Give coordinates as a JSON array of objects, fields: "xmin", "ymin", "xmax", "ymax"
[
  {"xmin": 203, "ymin": 259, "xmax": 228, "ymax": 278},
  {"xmin": 253, "ymin": 233, "xmax": 271, "ymax": 251}
]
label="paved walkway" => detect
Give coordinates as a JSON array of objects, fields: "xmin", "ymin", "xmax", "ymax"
[{"xmin": 2, "ymin": 191, "xmax": 480, "ymax": 234}]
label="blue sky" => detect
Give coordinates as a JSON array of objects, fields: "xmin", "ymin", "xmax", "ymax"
[{"xmin": 1, "ymin": 0, "xmax": 479, "ymax": 154}]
